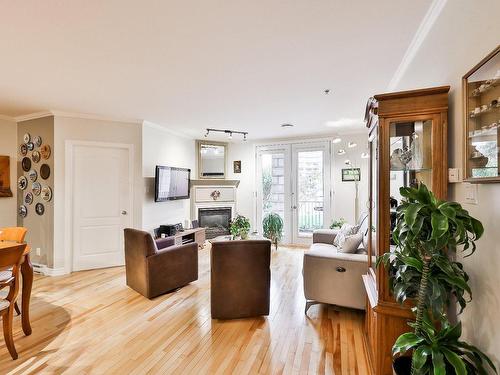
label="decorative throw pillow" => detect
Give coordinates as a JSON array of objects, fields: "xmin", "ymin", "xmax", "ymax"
[
  {"xmin": 338, "ymin": 232, "xmax": 363, "ymax": 254},
  {"xmin": 333, "ymin": 223, "xmax": 359, "ymax": 247}
]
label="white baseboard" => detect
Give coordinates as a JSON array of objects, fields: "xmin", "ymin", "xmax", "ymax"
[{"xmin": 32, "ymin": 263, "xmax": 68, "ymax": 277}]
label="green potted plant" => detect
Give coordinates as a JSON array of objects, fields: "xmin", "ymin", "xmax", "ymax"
[
  {"xmin": 263, "ymin": 213, "xmax": 283, "ymax": 250},
  {"xmin": 230, "ymin": 215, "xmax": 251, "ymax": 239},
  {"xmin": 330, "ymin": 217, "xmax": 347, "ymax": 229},
  {"xmin": 378, "ymin": 183, "xmax": 497, "ymax": 375}
]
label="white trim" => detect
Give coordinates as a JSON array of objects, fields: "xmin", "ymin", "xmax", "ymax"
[
  {"xmin": 142, "ymin": 120, "xmax": 195, "ymax": 139},
  {"xmin": 0, "ymin": 114, "xmax": 16, "ymax": 122},
  {"xmin": 15, "ymin": 111, "xmax": 53, "ymax": 122},
  {"xmin": 387, "ymin": 0, "xmax": 447, "ymax": 90},
  {"xmin": 32, "ymin": 263, "xmax": 67, "ymax": 277},
  {"xmin": 64, "ymin": 140, "xmax": 135, "ymax": 274},
  {"xmin": 14, "ymin": 110, "xmax": 142, "ymax": 124}
]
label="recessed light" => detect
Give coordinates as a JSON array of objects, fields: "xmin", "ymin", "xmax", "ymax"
[
  {"xmin": 337, "ymin": 149, "xmax": 346, "ymax": 155},
  {"xmin": 332, "ymin": 137, "xmax": 342, "ymax": 144},
  {"xmin": 361, "ymin": 152, "xmax": 369, "ymax": 159},
  {"xmin": 348, "ymin": 142, "xmax": 357, "ymax": 148},
  {"xmin": 281, "ymin": 123, "xmax": 294, "ymax": 128}
]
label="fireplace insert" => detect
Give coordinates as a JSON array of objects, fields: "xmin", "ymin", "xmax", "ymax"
[{"xmin": 198, "ymin": 207, "xmax": 232, "ymax": 239}]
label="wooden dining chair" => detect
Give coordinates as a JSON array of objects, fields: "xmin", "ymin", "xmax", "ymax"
[
  {"xmin": 0, "ymin": 227, "xmax": 28, "ymax": 316},
  {"xmin": 0, "ymin": 243, "xmax": 26, "ymax": 359}
]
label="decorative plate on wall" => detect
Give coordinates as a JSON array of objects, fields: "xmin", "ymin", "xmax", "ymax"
[
  {"xmin": 19, "ymin": 205, "xmax": 28, "ymax": 218},
  {"xmin": 23, "ymin": 133, "xmax": 31, "ymax": 143},
  {"xmin": 24, "ymin": 192, "xmax": 33, "ymax": 205},
  {"xmin": 20, "ymin": 144, "xmax": 28, "ymax": 156},
  {"xmin": 41, "ymin": 186, "xmax": 52, "ymax": 202},
  {"xmin": 26, "ymin": 142, "xmax": 34, "ymax": 151},
  {"xmin": 32, "ymin": 150, "xmax": 41, "ymax": 163},
  {"xmin": 40, "ymin": 164, "xmax": 50, "ymax": 179},
  {"xmin": 33, "ymin": 136, "xmax": 42, "ymax": 147},
  {"xmin": 28, "ymin": 169, "xmax": 38, "ymax": 182},
  {"xmin": 18, "ymin": 176, "xmax": 28, "ymax": 190},
  {"xmin": 40, "ymin": 145, "xmax": 51, "ymax": 159},
  {"xmin": 21, "ymin": 157, "xmax": 31, "ymax": 172},
  {"xmin": 32, "ymin": 182, "xmax": 41, "ymax": 196},
  {"xmin": 35, "ymin": 203, "xmax": 44, "ymax": 216}
]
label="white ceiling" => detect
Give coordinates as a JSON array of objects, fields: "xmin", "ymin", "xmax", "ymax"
[{"xmin": 0, "ymin": 1, "xmax": 433, "ymax": 140}]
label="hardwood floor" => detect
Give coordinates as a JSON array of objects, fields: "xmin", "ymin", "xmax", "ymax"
[{"xmin": 0, "ymin": 246, "xmax": 371, "ymax": 374}]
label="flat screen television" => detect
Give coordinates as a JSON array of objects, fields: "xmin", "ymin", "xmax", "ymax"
[{"xmin": 154, "ymin": 166, "xmax": 190, "ymax": 202}]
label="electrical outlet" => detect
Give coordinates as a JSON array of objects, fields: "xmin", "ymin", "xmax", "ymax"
[
  {"xmin": 464, "ymin": 183, "xmax": 478, "ymax": 205},
  {"xmin": 36, "ymin": 247, "xmax": 41, "ymax": 256}
]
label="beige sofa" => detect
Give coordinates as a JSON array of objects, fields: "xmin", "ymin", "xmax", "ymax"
[{"xmin": 303, "ymin": 214, "xmax": 369, "ymax": 313}]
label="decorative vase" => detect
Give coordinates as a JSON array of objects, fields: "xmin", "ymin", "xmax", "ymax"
[
  {"xmin": 392, "ymin": 356, "xmax": 411, "ymax": 375},
  {"xmin": 240, "ymin": 231, "xmax": 248, "ymax": 240}
]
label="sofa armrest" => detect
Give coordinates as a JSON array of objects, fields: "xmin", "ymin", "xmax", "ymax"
[{"xmin": 312, "ymin": 229, "xmax": 339, "ymax": 244}]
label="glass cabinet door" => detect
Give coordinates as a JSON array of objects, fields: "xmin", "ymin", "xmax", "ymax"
[
  {"xmin": 388, "ymin": 119, "xmax": 433, "ymax": 244},
  {"xmin": 367, "ymin": 127, "xmax": 378, "ymax": 275}
]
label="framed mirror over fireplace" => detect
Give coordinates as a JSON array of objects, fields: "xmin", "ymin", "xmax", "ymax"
[{"xmin": 197, "ymin": 140, "xmax": 227, "ymax": 179}]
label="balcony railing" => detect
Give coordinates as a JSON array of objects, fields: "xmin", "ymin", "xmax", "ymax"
[{"xmin": 298, "ymin": 200, "xmax": 323, "ymax": 233}]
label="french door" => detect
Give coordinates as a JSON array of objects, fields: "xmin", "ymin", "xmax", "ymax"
[{"xmin": 256, "ymin": 141, "xmax": 331, "ymax": 245}]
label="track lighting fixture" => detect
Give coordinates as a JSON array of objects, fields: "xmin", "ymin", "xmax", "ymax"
[{"xmin": 204, "ymin": 128, "xmax": 248, "ymax": 141}]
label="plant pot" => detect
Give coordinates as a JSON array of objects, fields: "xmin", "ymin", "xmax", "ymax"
[
  {"xmin": 240, "ymin": 231, "xmax": 249, "ymax": 240},
  {"xmin": 393, "ymin": 356, "xmax": 412, "ymax": 375}
]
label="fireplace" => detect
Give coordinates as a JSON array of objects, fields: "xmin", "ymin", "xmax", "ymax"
[{"xmin": 198, "ymin": 207, "xmax": 232, "ymax": 239}]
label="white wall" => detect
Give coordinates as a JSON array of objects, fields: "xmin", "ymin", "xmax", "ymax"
[
  {"xmin": 0, "ymin": 118, "xmax": 17, "ymax": 227},
  {"xmin": 53, "ymin": 116, "xmax": 143, "ymax": 271},
  {"xmin": 142, "ymin": 123, "xmax": 195, "ymax": 232},
  {"xmin": 393, "ymin": 0, "xmax": 500, "ymax": 366}
]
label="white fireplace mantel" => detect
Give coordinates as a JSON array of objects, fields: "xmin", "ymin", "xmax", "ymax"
[{"xmin": 191, "ymin": 181, "xmax": 239, "ymax": 221}]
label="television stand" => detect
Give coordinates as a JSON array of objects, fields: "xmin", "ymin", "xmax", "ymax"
[{"xmin": 172, "ymin": 228, "xmax": 206, "ymax": 248}]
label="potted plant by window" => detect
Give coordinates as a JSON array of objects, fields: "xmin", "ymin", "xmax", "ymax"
[
  {"xmin": 263, "ymin": 213, "xmax": 283, "ymax": 250},
  {"xmin": 230, "ymin": 215, "xmax": 251, "ymax": 239},
  {"xmin": 330, "ymin": 217, "xmax": 347, "ymax": 229},
  {"xmin": 378, "ymin": 183, "xmax": 497, "ymax": 375}
]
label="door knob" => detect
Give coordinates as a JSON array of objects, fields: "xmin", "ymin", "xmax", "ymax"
[
  {"xmin": 121, "ymin": 210, "xmax": 128, "ymax": 215},
  {"xmin": 292, "ymin": 206, "xmax": 297, "ymax": 209}
]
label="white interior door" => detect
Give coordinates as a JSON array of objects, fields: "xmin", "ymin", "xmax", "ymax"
[
  {"xmin": 291, "ymin": 142, "xmax": 331, "ymax": 245},
  {"xmin": 72, "ymin": 143, "xmax": 133, "ymax": 271},
  {"xmin": 255, "ymin": 145, "xmax": 292, "ymax": 244}
]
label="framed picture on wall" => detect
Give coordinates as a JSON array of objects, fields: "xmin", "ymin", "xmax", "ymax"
[
  {"xmin": 342, "ymin": 168, "xmax": 360, "ymax": 182},
  {"xmin": 0, "ymin": 156, "xmax": 13, "ymax": 197},
  {"xmin": 233, "ymin": 160, "xmax": 241, "ymax": 173}
]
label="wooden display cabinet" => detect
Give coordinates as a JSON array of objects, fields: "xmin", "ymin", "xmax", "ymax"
[
  {"xmin": 463, "ymin": 45, "xmax": 500, "ymax": 182},
  {"xmin": 363, "ymin": 86, "xmax": 449, "ymax": 375}
]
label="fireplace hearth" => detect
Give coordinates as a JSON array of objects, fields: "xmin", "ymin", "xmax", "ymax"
[{"xmin": 198, "ymin": 207, "xmax": 232, "ymax": 239}]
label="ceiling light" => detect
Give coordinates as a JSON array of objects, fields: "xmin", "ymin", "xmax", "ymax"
[
  {"xmin": 337, "ymin": 149, "xmax": 346, "ymax": 155},
  {"xmin": 227, "ymin": 132, "xmax": 232, "ymax": 140},
  {"xmin": 332, "ymin": 137, "xmax": 342, "ymax": 144},
  {"xmin": 281, "ymin": 123, "xmax": 294, "ymax": 128},
  {"xmin": 325, "ymin": 118, "xmax": 364, "ymax": 128},
  {"xmin": 348, "ymin": 142, "xmax": 357, "ymax": 148},
  {"xmin": 243, "ymin": 133, "xmax": 247, "ymax": 141},
  {"xmin": 361, "ymin": 152, "xmax": 369, "ymax": 159},
  {"xmin": 204, "ymin": 129, "xmax": 209, "ymax": 137},
  {"xmin": 205, "ymin": 128, "xmax": 248, "ymax": 140}
]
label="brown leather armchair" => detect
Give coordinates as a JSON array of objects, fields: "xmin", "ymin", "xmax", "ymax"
[
  {"xmin": 210, "ymin": 240, "xmax": 271, "ymax": 319},
  {"xmin": 124, "ymin": 228, "xmax": 198, "ymax": 299}
]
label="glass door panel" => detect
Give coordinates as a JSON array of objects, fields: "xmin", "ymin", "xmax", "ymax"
[
  {"xmin": 256, "ymin": 146, "xmax": 291, "ymax": 243},
  {"xmin": 292, "ymin": 142, "xmax": 331, "ymax": 244},
  {"xmin": 368, "ymin": 129, "xmax": 378, "ymax": 273}
]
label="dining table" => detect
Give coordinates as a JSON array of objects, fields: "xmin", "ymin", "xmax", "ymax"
[{"xmin": 0, "ymin": 241, "xmax": 33, "ymax": 336}]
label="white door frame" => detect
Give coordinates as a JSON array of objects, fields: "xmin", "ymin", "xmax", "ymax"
[
  {"xmin": 291, "ymin": 141, "xmax": 332, "ymax": 244},
  {"xmin": 64, "ymin": 140, "xmax": 134, "ymax": 274},
  {"xmin": 255, "ymin": 144, "xmax": 292, "ymax": 244}
]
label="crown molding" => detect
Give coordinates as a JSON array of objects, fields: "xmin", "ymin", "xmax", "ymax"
[
  {"xmin": 387, "ymin": 0, "xmax": 447, "ymax": 91},
  {"xmin": 15, "ymin": 111, "xmax": 54, "ymax": 122},
  {"xmin": 142, "ymin": 120, "xmax": 195, "ymax": 139},
  {"xmin": 0, "ymin": 114, "xmax": 16, "ymax": 122},
  {"xmin": 14, "ymin": 110, "xmax": 142, "ymax": 124}
]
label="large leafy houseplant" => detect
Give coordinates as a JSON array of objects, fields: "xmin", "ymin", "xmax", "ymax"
[
  {"xmin": 263, "ymin": 213, "xmax": 283, "ymax": 250},
  {"xmin": 230, "ymin": 215, "xmax": 251, "ymax": 239},
  {"xmin": 378, "ymin": 183, "xmax": 496, "ymax": 375}
]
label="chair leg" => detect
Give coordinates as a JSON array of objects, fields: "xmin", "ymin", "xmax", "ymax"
[
  {"xmin": 14, "ymin": 302, "xmax": 20, "ymax": 316},
  {"xmin": 3, "ymin": 306, "xmax": 18, "ymax": 360}
]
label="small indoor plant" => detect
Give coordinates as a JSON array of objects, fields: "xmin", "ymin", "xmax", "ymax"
[
  {"xmin": 263, "ymin": 213, "xmax": 283, "ymax": 250},
  {"xmin": 230, "ymin": 215, "xmax": 251, "ymax": 239},
  {"xmin": 330, "ymin": 217, "xmax": 347, "ymax": 229},
  {"xmin": 378, "ymin": 183, "xmax": 496, "ymax": 375}
]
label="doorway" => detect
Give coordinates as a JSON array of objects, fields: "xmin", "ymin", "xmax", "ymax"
[
  {"xmin": 256, "ymin": 141, "xmax": 331, "ymax": 245},
  {"xmin": 66, "ymin": 141, "xmax": 134, "ymax": 271}
]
